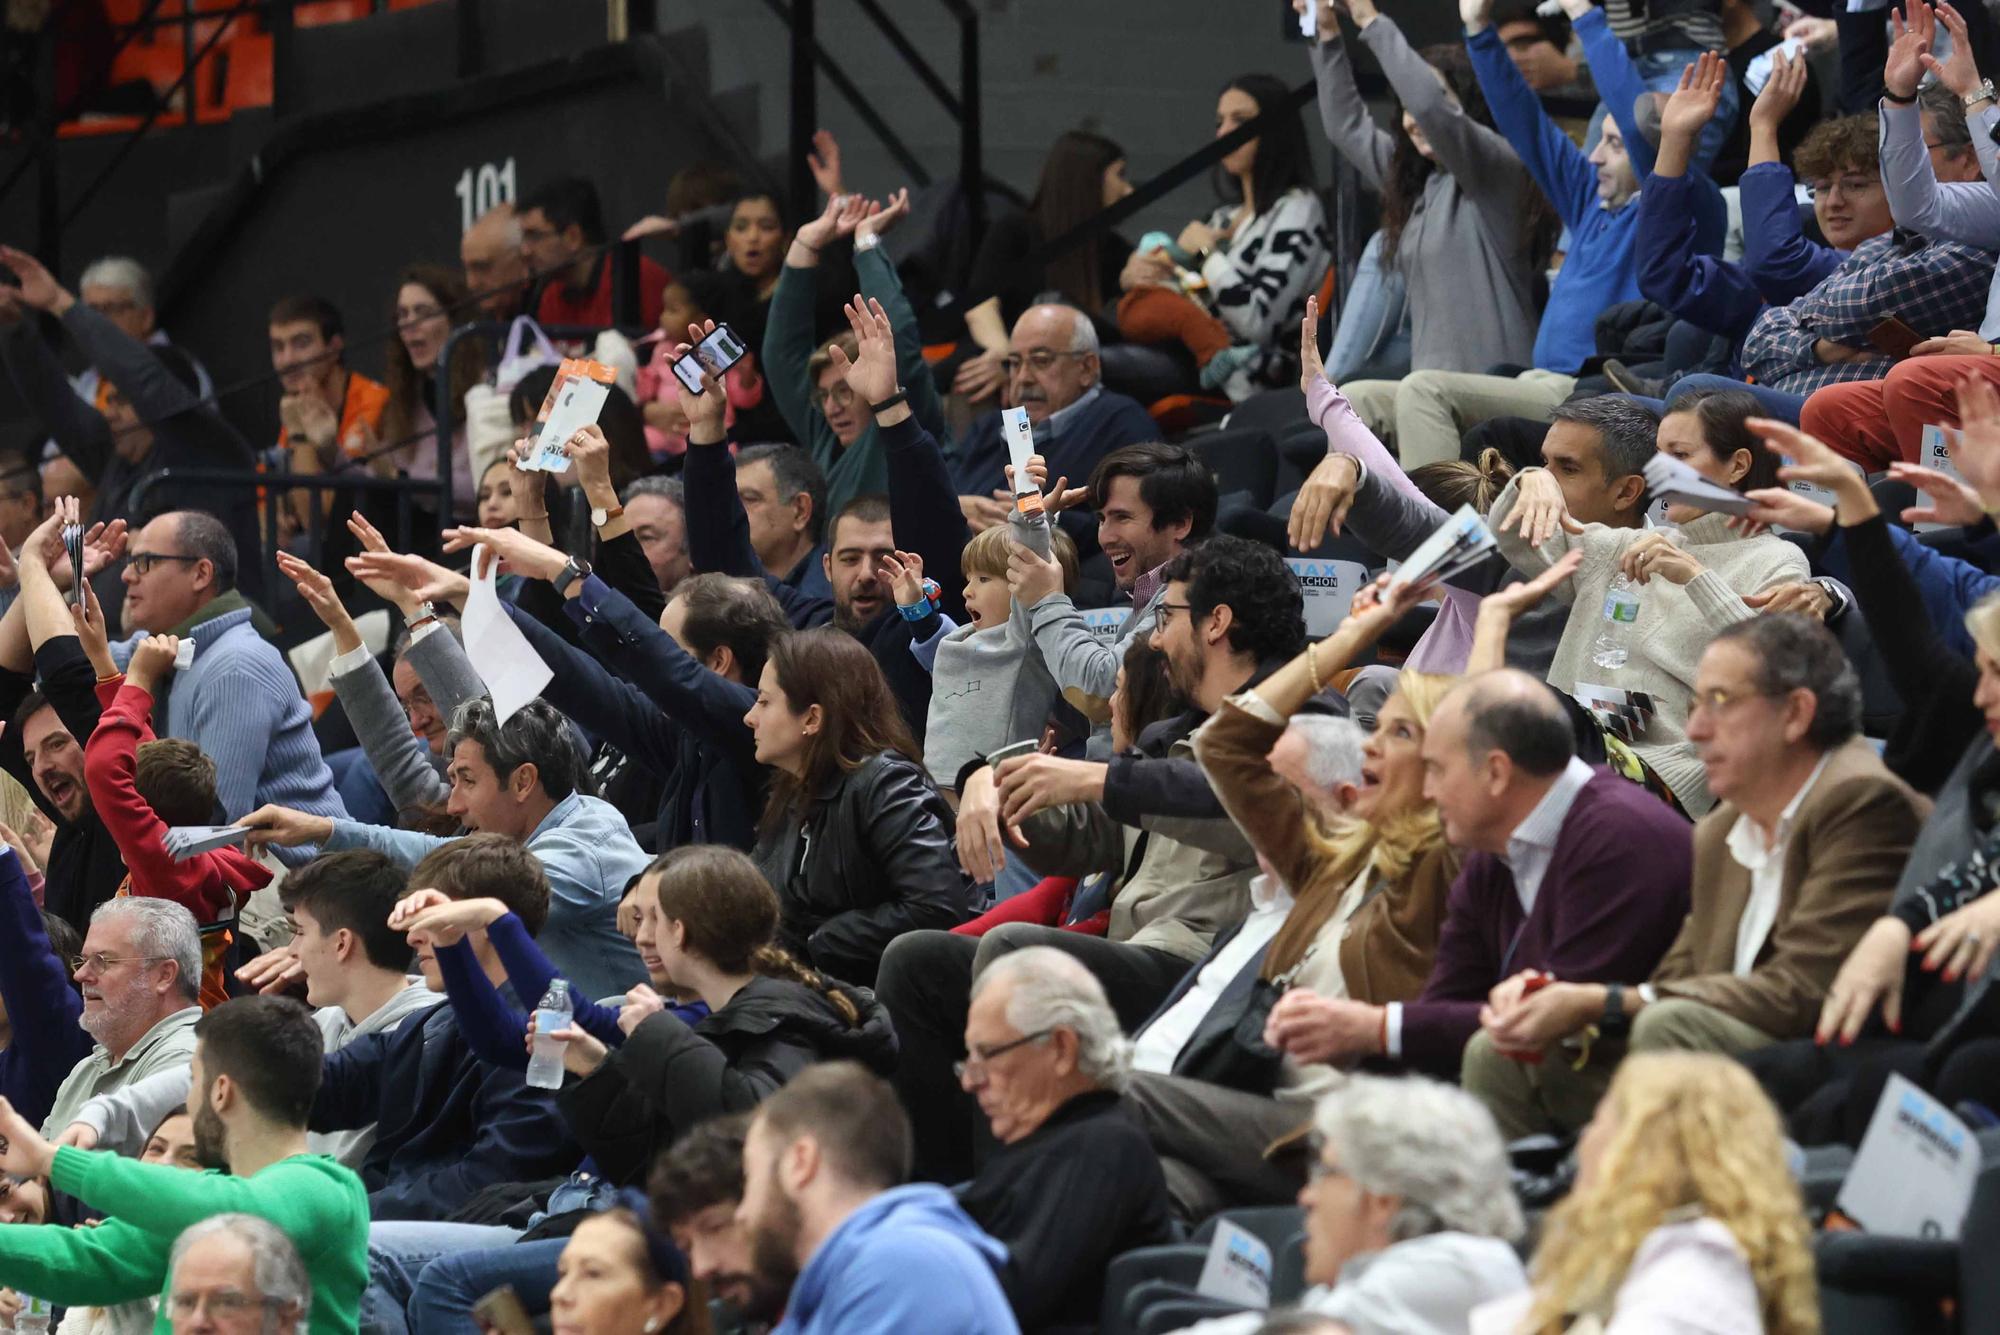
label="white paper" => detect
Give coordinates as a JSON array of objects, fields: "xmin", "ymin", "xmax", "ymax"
[
  {"xmin": 1838, "ymin": 1073, "xmax": 1981, "ymax": 1238},
  {"xmin": 1286, "ymin": 557, "xmax": 1371, "ymax": 637},
  {"xmin": 462, "ymin": 544, "xmax": 553, "ymax": 725},
  {"xmin": 173, "ymin": 638, "xmax": 195, "ymax": 672},
  {"xmin": 164, "ymin": 825, "xmax": 252, "ymax": 861},
  {"xmin": 1917, "ymin": 424, "xmax": 1970, "ymax": 533},
  {"xmin": 527, "ymin": 376, "xmax": 610, "ymax": 472},
  {"xmin": 1390, "ymin": 504, "xmax": 1497, "ymax": 590},
  {"xmin": 1642, "ymin": 453, "xmax": 1755, "ymax": 517},
  {"xmin": 1002, "ymin": 407, "xmax": 1038, "ymax": 496},
  {"xmin": 1196, "ymin": 1218, "xmax": 1273, "ymax": 1307},
  {"xmin": 1743, "ymin": 37, "xmax": 1805, "ymax": 96}
]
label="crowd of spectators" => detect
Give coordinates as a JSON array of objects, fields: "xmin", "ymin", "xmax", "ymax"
[{"xmin": 6, "ymin": 0, "xmax": 2000, "ymax": 1329}]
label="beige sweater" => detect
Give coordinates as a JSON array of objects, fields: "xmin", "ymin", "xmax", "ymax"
[{"xmin": 1492, "ymin": 475, "xmax": 1809, "ymax": 815}]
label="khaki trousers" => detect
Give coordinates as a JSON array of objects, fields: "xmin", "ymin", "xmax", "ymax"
[{"xmin": 1342, "ymin": 369, "xmax": 1578, "ymax": 468}]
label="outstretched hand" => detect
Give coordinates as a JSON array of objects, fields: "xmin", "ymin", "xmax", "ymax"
[
  {"xmin": 1480, "ymin": 548, "xmax": 1584, "ymax": 621},
  {"xmin": 1943, "ymin": 373, "xmax": 2000, "ymax": 507},
  {"xmin": 1661, "ymin": 52, "xmax": 1728, "ymax": 142},
  {"xmin": 1298, "ymin": 294, "xmax": 1326, "ymax": 395},
  {"xmin": 826, "ymin": 296, "xmax": 900, "ymax": 407},
  {"xmin": 855, "ymin": 188, "xmax": 910, "ymax": 244}
]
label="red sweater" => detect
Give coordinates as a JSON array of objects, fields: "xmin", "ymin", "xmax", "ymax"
[{"xmin": 84, "ymin": 680, "xmax": 273, "ymax": 1008}]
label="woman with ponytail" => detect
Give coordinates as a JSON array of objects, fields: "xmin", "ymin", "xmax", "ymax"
[{"xmin": 551, "ymin": 845, "xmax": 899, "ymax": 1185}]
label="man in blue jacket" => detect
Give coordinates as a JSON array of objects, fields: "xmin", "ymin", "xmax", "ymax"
[{"xmin": 740, "ymin": 1062, "xmax": 1019, "ymax": 1335}]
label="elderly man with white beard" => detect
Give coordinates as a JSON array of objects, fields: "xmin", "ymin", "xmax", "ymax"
[{"xmin": 40, "ymin": 897, "xmax": 202, "ymax": 1143}]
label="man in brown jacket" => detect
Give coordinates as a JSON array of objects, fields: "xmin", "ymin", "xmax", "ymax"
[{"xmin": 1469, "ymin": 615, "xmax": 1925, "ymax": 1136}]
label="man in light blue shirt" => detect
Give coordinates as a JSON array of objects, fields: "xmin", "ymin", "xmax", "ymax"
[{"xmin": 243, "ymin": 698, "xmax": 647, "ymax": 1002}]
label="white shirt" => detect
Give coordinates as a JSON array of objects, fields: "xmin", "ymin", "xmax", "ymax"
[
  {"xmin": 1723, "ymin": 752, "xmax": 1831, "ymax": 976},
  {"xmin": 1469, "ymin": 1217, "xmax": 1762, "ymax": 1335},
  {"xmin": 1501, "ymin": 757, "xmax": 1597, "ymax": 915},
  {"xmin": 1175, "ymin": 1232, "xmax": 1528, "ymax": 1335},
  {"xmin": 1131, "ymin": 874, "xmax": 1292, "ymax": 1075}
]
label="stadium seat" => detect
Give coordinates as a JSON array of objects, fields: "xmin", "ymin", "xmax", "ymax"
[{"xmin": 1190, "ymin": 426, "xmax": 1279, "ymax": 512}]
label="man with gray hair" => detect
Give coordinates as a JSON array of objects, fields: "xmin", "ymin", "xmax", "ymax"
[
  {"xmin": 622, "ymin": 475, "xmax": 692, "ymax": 595},
  {"xmin": 460, "ymin": 203, "xmax": 530, "ymax": 321},
  {"xmin": 168, "ymin": 1214, "xmax": 312, "ymax": 1335},
  {"xmin": 950, "ymin": 303, "xmax": 1158, "ymax": 535},
  {"xmin": 75, "ymin": 256, "xmax": 215, "ymax": 403},
  {"xmin": 42, "ymin": 897, "xmax": 202, "ymax": 1141},
  {"xmin": 954, "ymin": 946, "xmax": 1174, "ymax": 1331},
  {"xmin": 1266, "ymin": 712, "xmax": 1366, "ymax": 819},
  {"xmin": 729, "ymin": 443, "xmax": 830, "ymax": 601},
  {"xmin": 1166, "ymin": 1074, "xmax": 1527, "ymax": 1335}
]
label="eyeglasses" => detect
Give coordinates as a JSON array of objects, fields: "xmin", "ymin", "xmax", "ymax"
[
  {"xmin": 1001, "ymin": 349, "xmax": 1088, "ymax": 376},
  {"xmin": 952, "ymin": 1029, "xmax": 1054, "ymax": 1080},
  {"xmin": 813, "ymin": 383, "xmax": 857, "ymax": 412},
  {"xmin": 1805, "ymin": 176, "xmax": 1881, "ymax": 201},
  {"xmin": 126, "ymin": 552, "xmax": 202, "ymax": 576},
  {"xmin": 1154, "ymin": 601, "xmax": 1193, "ymax": 629},
  {"xmin": 86, "ymin": 297, "xmax": 140, "ymax": 317},
  {"xmin": 1688, "ymin": 685, "xmax": 1771, "ymax": 716},
  {"xmin": 71, "ymin": 952, "xmax": 170, "ymax": 974},
  {"xmin": 168, "ymin": 1290, "xmax": 291, "ymax": 1321}
]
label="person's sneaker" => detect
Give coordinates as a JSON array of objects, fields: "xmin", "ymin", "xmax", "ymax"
[
  {"xmin": 1602, "ymin": 358, "xmax": 1665, "ymax": 398},
  {"xmin": 1199, "ymin": 343, "xmax": 1259, "ymax": 395}
]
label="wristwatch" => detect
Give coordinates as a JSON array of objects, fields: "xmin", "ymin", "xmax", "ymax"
[
  {"xmin": 590, "ymin": 503, "xmax": 625, "ymax": 528},
  {"xmin": 554, "ymin": 556, "xmax": 593, "ymax": 597},
  {"xmin": 1598, "ymin": 983, "xmax": 1631, "ymax": 1039},
  {"xmin": 1967, "ymin": 78, "xmax": 1997, "ymax": 108}
]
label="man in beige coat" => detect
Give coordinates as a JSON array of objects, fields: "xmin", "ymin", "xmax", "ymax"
[{"xmin": 1467, "ymin": 614, "xmax": 1926, "ymax": 1137}]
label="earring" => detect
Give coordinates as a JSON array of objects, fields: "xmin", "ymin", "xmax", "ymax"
[{"xmin": 643, "ymin": 1320, "xmax": 661, "ymax": 1333}]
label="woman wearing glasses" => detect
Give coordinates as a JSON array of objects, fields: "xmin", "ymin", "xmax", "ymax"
[
  {"xmin": 1490, "ymin": 388, "xmax": 1807, "ymax": 816},
  {"xmin": 376, "ymin": 263, "xmax": 488, "ymax": 522}
]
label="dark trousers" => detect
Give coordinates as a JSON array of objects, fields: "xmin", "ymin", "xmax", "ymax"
[{"xmin": 876, "ymin": 924, "xmax": 1192, "ymax": 1182}]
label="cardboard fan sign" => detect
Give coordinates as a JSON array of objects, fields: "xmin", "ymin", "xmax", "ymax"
[{"xmin": 1390, "ymin": 505, "xmax": 1499, "ymax": 590}]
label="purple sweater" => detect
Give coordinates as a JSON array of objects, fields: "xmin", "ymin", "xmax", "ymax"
[{"xmin": 1401, "ymin": 771, "xmax": 1694, "ymax": 1073}]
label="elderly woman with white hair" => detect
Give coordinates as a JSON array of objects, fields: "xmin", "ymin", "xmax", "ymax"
[
  {"xmin": 954, "ymin": 945, "xmax": 1177, "ymax": 1332},
  {"xmin": 1173, "ymin": 1073, "xmax": 1528, "ymax": 1335},
  {"xmin": 166, "ymin": 1213, "xmax": 311, "ymax": 1335}
]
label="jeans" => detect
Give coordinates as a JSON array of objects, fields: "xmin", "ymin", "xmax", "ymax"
[
  {"xmin": 409, "ymin": 1236, "xmax": 568, "ymax": 1335},
  {"xmin": 327, "ymin": 746, "xmax": 397, "ymax": 827},
  {"xmin": 1325, "ymin": 230, "xmax": 1411, "ymax": 384},
  {"xmin": 1632, "ymin": 48, "xmax": 1739, "ymax": 174},
  {"xmin": 1626, "ymin": 372, "xmax": 1809, "ymax": 424},
  {"xmin": 362, "ymin": 1223, "xmax": 523, "ymax": 1335}
]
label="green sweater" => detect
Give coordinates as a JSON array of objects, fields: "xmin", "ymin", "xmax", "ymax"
[
  {"xmin": 0, "ymin": 1147, "xmax": 369, "ymax": 1335},
  {"xmin": 763, "ymin": 244, "xmax": 952, "ymax": 517}
]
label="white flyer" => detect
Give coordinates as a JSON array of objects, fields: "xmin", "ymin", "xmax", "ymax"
[
  {"xmin": 527, "ymin": 375, "xmax": 610, "ymax": 472},
  {"xmin": 1642, "ymin": 452, "xmax": 1754, "ymax": 518},
  {"xmin": 1916, "ymin": 424, "xmax": 1970, "ymax": 532},
  {"xmin": 1002, "ymin": 407, "xmax": 1038, "ymax": 495},
  {"xmin": 1285, "ymin": 557, "xmax": 1370, "ymax": 637},
  {"xmin": 461, "ymin": 544, "xmax": 553, "ymax": 725},
  {"xmin": 1195, "ymin": 1218, "xmax": 1273, "ymax": 1308},
  {"xmin": 1389, "ymin": 504, "xmax": 1497, "ymax": 590},
  {"xmin": 1837, "ymin": 1072, "xmax": 1982, "ymax": 1239}
]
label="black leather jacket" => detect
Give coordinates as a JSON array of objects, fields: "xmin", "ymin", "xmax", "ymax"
[{"xmin": 754, "ymin": 750, "xmax": 975, "ymax": 986}]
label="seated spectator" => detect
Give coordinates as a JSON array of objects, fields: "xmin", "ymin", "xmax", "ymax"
[
  {"xmin": 0, "ymin": 247, "xmax": 261, "ymax": 604},
  {"xmin": 1467, "ymin": 616, "xmax": 1923, "ymax": 1138},
  {"xmin": 461, "ymin": 202, "xmax": 530, "ymax": 322},
  {"xmin": 704, "ymin": 191, "xmax": 791, "ymax": 352},
  {"xmin": 886, "ymin": 536, "xmax": 1291, "ymax": 1181},
  {"xmin": 765, "ymin": 193, "xmax": 949, "ymax": 516},
  {"xmin": 69, "ymin": 254, "xmax": 214, "ymax": 406},
  {"xmin": 1469, "ymin": 1053, "xmax": 1816, "ymax": 1334},
  {"xmin": 745, "ymin": 628, "xmax": 973, "ymax": 985},
  {"xmin": 247, "ymin": 698, "xmax": 648, "ymax": 1003},
  {"xmin": 44, "ymin": 897, "xmax": 202, "ymax": 1142},
  {"xmin": 0, "ymin": 850, "xmax": 85, "ymax": 1130},
  {"xmin": 954, "ymin": 947, "xmax": 1174, "ymax": 1330},
  {"xmin": 1801, "ymin": 2, "xmax": 2000, "ymax": 469},
  {"xmin": 646, "ymin": 1114, "xmax": 780, "ymax": 1329},
  {"xmin": 1273, "ymin": 672, "xmax": 1692, "ymax": 1103},
  {"xmin": 1117, "ymin": 73, "xmax": 1329, "ymax": 399},
  {"xmin": 267, "ymin": 293, "xmax": 390, "ymax": 539},
  {"xmin": 1130, "ymin": 577, "xmax": 1456, "ymax": 1219},
  {"xmin": 733, "ymin": 443, "xmax": 832, "ymax": 600},
  {"xmin": 1170, "ymin": 1075, "xmax": 1526, "ymax": 1335},
  {"xmin": 503, "ymin": 844, "xmax": 893, "ymax": 1183},
  {"xmin": 949, "ymin": 305, "xmax": 1157, "ymax": 537},
  {"xmin": 0, "ymin": 448, "xmax": 45, "ymax": 617},
  {"xmin": 954, "ymin": 130, "xmax": 1134, "ymax": 403},
  {"xmin": 521, "ymin": 176, "xmax": 669, "ymax": 332},
  {"xmin": 1008, "ymin": 442, "xmax": 1217, "ymax": 724},
  {"xmin": 1490, "ymin": 390, "xmax": 1807, "ymax": 814},
  {"xmin": 81, "ymin": 631, "xmax": 275, "ymax": 1009},
  {"xmin": 622, "ymin": 476, "xmax": 693, "ymax": 596},
  {"xmin": 736, "ymin": 1062, "xmax": 1017, "ymax": 1334},
  {"xmin": 1292, "ymin": 326, "xmax": 1656, "ymax": 678},
  {"xmin": 373, "ymin": 264, "xmax": 485, "ymax": 522},
  {"xmin": 473, "ymin": 454, "xmax": 519, "ymax": 532},
  {"xmin": 62, "ymin": 849, "xmax": 441, "ymax": 1168},
  {"xmin": 0, "ymin": 994, "xmax": 370, "ymax": 1335},
  {"xmin": 166, "ymin": 1214, "xmax": 313, "ymax": 1335},
  {"xmin": 1305, "ymin": 0, "xmax": 1542, "ymax": 376},
  {"xmin": 111, "ymin": 508, "xmax": 345, "ymax": 838},
  {"xmin": 548, "ymin": 1199, "xmax": 700, "ymax": 1335},
  {"xmin": 1334, "ymin": 0, "xmax": 1648, "ymax": 467},
  {"xmin": 309, "ymin": 836, "xmax": 577, "ymax": 1220}
]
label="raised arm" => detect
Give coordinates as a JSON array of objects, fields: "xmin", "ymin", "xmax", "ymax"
[
  {"xmin": 1464, "ymin": 2, "xmax": 1598, "ymax": 227},
  {"xmin": 1306, "ymin": 5, "xmax": 1396, "ymax": 191}
]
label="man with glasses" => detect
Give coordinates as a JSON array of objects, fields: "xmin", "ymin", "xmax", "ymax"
[
  {"xmin": 41, "ymin": 897, "xmax": 202, "ymax": 1142},
  {"xmin": 70, "ymin": 256, "xmax": 215, "ymax": 410},
  {"xmin": 109, "ymin": 510, "xmax": 344, "ymax": 846},
  {"xmin": 1459, "ymin": 618, "xmax": 1922, "ymax": 1138},
  {"xmin": 167, "ymin": 1215, "xmax": 312, "ymax": 1335},
  {"xmin": 949, "ymin": 304, "xmax": 1157, "ymax": 537}
]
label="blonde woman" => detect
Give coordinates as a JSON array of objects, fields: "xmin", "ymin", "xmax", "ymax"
[
  {"xmin": 1195, "ymin": 574, "xmax": 1459, "ymax": 1082},
  {"xmin": 1473, "ymin": 1052, "xmax": 1819, "ymax": 1335}
]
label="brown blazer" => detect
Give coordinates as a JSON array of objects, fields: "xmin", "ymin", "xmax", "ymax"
[
  {"xmin": 1193, "ymin": 695, "xmax": 1456, "ymax": 1007},
  {"xmin": 1654, "ymin": 736, "xmax": 1930, "ymax": 1039}
]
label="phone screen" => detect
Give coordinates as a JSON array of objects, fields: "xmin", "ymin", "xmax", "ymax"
[{"xmin": 672, "ymin": 324, "xmax": 749, "ymax": 394}]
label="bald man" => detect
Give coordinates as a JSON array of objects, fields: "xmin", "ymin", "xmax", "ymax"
[
  {"xmin": 461, "ymin": 204, "xmax": 530, "ymax": 321},
  {"xmin": 1264, "ymin": 670, "xmax": 1693, "ymax": 1128}
]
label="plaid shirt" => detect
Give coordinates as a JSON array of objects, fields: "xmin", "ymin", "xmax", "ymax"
[{"xmin": 1740, "ymin": 229, "xmax": 1997, "ymax": 395}]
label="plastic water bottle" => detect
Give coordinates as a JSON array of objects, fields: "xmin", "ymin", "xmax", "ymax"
[
  {"xmin": 14, "ymin": 1294, "xmax": 50, "ymax": 1335},
  {"xmin": 1590, "ymin": 574, "xmax": 1643, "ymax": 670},
  {"xmin": 526, "ymin": 979, "xmax": 572, "ymax": 1091}
]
